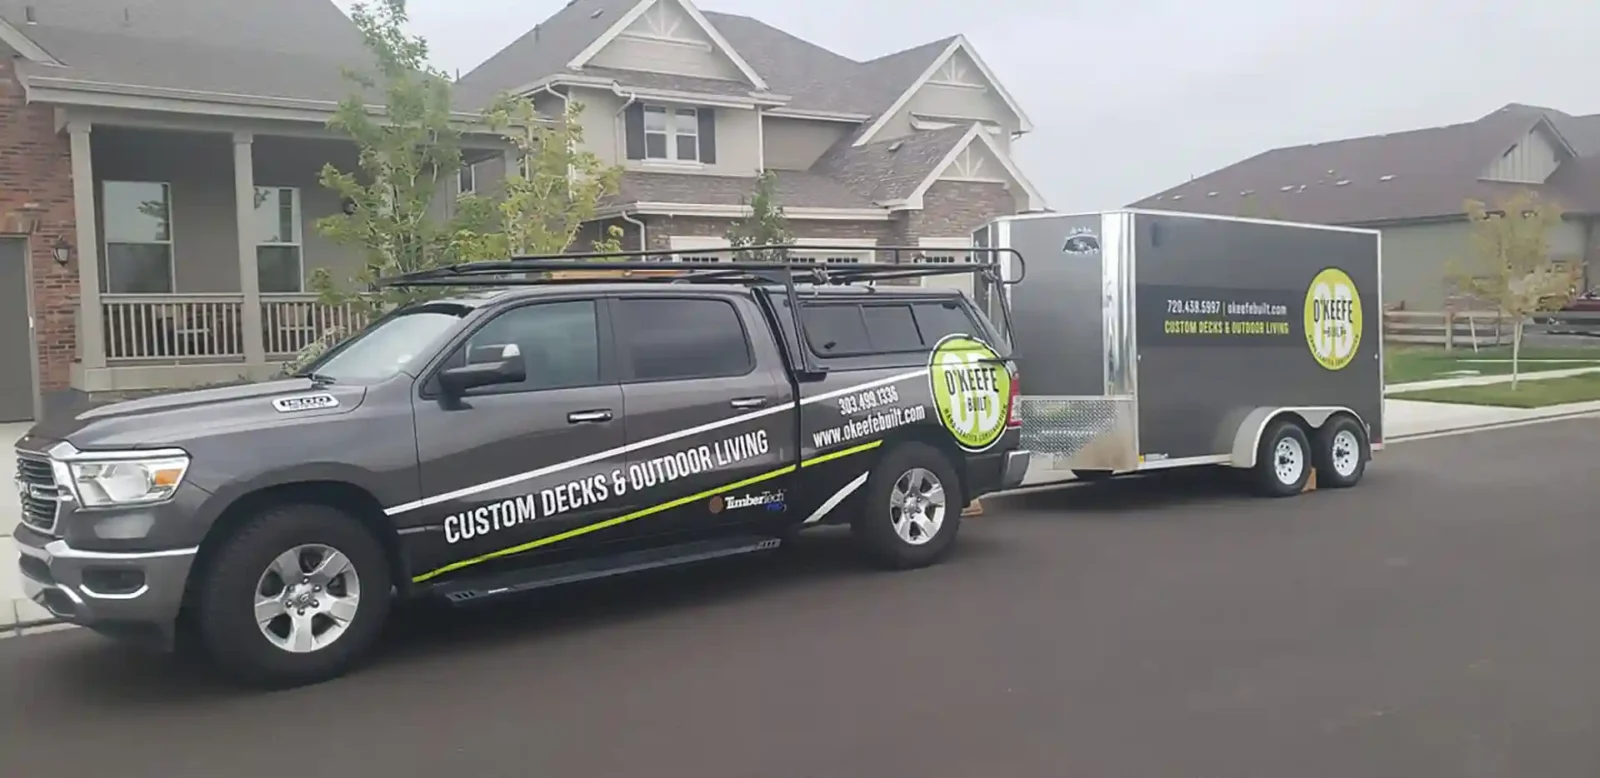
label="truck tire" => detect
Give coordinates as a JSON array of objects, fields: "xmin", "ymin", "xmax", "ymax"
[
  {"xmin": 192, "ymin": 503, "xmax": 392, "ymax": 688},
  {"xmin": 1312, "ymin": 416, "xmax": 1368, "ymax": 489},
  {"xmin": 852, "ymin": 442, "xmax": 962, "ymax": 569},
  {"xmin": 1252, "ymin": 419, "xmax": 1312, "ymax": 498}
]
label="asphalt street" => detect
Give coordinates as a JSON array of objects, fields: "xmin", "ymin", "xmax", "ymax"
[{"xmin": 5, "ymin": 420, "xmax": 1599, "ymax": 778}]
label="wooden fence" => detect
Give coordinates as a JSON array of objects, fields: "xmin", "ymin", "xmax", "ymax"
[
  {"xmin": 1382, "ymin": 309, "xmax": 1508, "ymax": 349},
  {"xmin": 1383, "ymin": 308, "xmax": 1600, "ymax": 348}
]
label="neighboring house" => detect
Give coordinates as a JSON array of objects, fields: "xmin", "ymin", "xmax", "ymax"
[
  {"xmin": 0, "ymin": 0, "xmax": 513, "ymax": 421},
  {"xmin": 1129, "ymin": 103, "xmax": 1600, "ymax": 310},
  {"xmin": 451, "ymin": 0, "xmax": 1046, "ymax": 282}
]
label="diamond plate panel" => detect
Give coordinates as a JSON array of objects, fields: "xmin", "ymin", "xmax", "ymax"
[{"xmin": 1019, "ymin": 396, "xmax": 1138, "ymax": 472}]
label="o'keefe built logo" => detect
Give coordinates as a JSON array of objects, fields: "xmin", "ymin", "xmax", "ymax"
[{"xmin": 928, "ymin": 334, "xmax": 1011, "ymax": 452}]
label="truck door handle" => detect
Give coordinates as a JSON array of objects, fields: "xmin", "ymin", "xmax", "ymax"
[
  {"xmin": 730, "ymin": 397, "xmax": 767, "ymax": 409},
  {"xmin": 567, "ymin": 409, "xmax": 613, "ymax": 424}
]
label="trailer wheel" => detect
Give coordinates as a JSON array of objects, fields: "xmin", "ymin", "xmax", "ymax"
[
  {"xmin": 1312, "ymin": 416, "xmax": 1368, "ymax": 488},
  {"xmin": 852, "ymin": 442, "xmax": 961, "ymax": 570},
  {"xmin": 1252, "ymin": 419, "xmax": 1312, "ymax": 497}
]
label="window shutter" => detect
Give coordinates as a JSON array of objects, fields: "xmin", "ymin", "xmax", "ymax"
[
  {"xmin": 697, "ymin": 109, "xmax": 716, "ymax": 164},
  {"xmin": 624, "ymin": 103, "xmax": 646, "ymax": 160}
]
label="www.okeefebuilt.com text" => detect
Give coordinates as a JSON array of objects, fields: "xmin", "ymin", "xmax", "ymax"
[
  {"xmin": 811, "ymin": 403, "xmax": 928, "ymax": 449},
  {"xmin": 442, "ymin": 430, "xmax": 770, "ymax": 544}
]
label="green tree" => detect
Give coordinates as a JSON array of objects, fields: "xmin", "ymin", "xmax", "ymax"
[
  {"xmin": 1447, "ymin": 190, "xmax": 1583, "ymax": 387},
  {"xmin": 480, "ymin": 94, "xmax": 625, "ymax": 257},
  {"xmin": 725, "ymin": 170, "xmax": 794, "ymax": 261},
  {"xmin": 307, "ymin": 0, "xmax": 492, "ymax": 324}
]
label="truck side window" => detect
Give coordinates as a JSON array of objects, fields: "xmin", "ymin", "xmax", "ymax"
[
  {"xmin": 463, "ymin": 300, "xmax": 601, "ymax": 391},
  {"xmin": 800, "ymin": 302, "xmax": 927, "ymax": 355},
  {"xmin": 911, "ymin": 301, "xmax": 980, "ymax": 344},
  {"xmin": 614, "ymin": 297, "xmax": 754, "ymax": 382}
]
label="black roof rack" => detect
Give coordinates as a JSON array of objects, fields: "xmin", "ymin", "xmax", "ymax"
[{"xmin": 377, "ymin": 243, "xmax": 1026, "ymax": 377}]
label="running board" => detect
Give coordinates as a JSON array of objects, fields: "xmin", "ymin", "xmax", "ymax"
[{"xmin": 432, "ymin": 536, "xmax": 783, "ymax": 605}]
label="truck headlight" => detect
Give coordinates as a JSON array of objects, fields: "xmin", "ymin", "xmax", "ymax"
[{"xmin": 67, "ymin": 454, "xmax": 190, "ymax": 507}]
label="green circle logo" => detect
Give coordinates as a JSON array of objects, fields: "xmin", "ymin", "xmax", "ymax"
[
  {"xmin": 928, "ymin": 334, "xmax": 1011, "ymax": 452},
  {"xmin": 1303, "ymin": 267, "xmax": 1363, "ymax": 370}
]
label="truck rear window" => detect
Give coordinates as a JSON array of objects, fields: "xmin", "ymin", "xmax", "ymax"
[{"xmin": 799, "ymin": 299, "xmax": 984, "ymax": 357}]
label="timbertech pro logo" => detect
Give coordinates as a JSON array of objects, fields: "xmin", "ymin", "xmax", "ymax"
[
  {"xmin": 928, "ymin": 334, "xmax": 1011, "ymax": 452},
  {"xmin": 1303, "ymin": 267, "xmax": 1363, "ymax": 370}
]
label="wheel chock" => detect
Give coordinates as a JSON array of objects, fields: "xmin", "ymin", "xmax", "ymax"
[
  {"xmin": 1303, "ymin": 468, "xmax": 1318, "ymax": 493},
  {"xmin": 961, "ymin": 498, "xmax": 985, "ymax": 517}
]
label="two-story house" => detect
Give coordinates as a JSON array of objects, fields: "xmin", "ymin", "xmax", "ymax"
[
  {"xmin": 1130, "ymin": 103, "xmax": 1600, "ymax": 310},
  {"xmin": 0, "ymin": 0, "xmax": 515, "ymax": 421},
  {"xmin": 452, "ymin": 0, "xmax": 1046, "ymax": 273}
]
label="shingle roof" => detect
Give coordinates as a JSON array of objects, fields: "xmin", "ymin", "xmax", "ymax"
[
  {"xmin": 1130, "ymin": 103, "xmax": 1600, "ymax": 223},
  {"xmin": 454, "ymin": 0, "xmax": 950, "ymax": 121},
  {"xmin": 617, "ymin": 170, "xmax": 877, "ymax": 209},
  {"xmin": 0, "ymin": 0, "xmax": 375, "ymax": 103},
  {"xmin": 812, "ymin": 125, "xmax": 970, "ymax": 203}
]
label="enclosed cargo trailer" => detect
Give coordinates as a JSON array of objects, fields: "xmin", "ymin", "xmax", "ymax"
[{"xmin": 972, "ymin": 209, "xmax": 1383, "ymax": 496}]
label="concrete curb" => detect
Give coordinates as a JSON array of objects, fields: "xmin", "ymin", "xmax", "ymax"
[{"xmin": 9, "ymin": 406, "xmax": 1600, "ymax": 640}]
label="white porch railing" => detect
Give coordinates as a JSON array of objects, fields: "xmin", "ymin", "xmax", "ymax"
[{"xmin": 102, "ymin": 294, "xmax": 369, "ymax": 363}]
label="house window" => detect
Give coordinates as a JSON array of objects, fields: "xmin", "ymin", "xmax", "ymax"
[
  {"xmin": 103, "ymin": 180, "xmax": 175, "ymax": 294},
  {"xmin": 644, "ymin": 105, "xmax": 700, "ymax": 162},
  {"xmin": 458, "ymin": 161, "xmax": 478, "ymax": 195},
  {"xmin": 254, "ymin": 186, "xmax": 303, "ymax": 294},
  {"xmin": 791, "ymin": 249, "xmax": 872, "ymax": 265}
]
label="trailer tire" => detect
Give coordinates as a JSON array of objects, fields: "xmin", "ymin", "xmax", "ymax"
[
  {"xmin": 192, "ymin": 503, "xmax": 392, "ymax": 689},
  {"xmin": 852, "ymin": 442, "xmax": 961, "ymax": 570},
  {"xmin": 1312, "ymin": 416, "xmax": 1368, "ymax": 489},
  {"xmin": 1252, "ymin": 419, "xmax": 1312, "ymax": 497}
]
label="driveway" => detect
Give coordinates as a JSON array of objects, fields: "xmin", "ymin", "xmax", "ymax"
[{"xmin": 3, "ymin": 420, "xmax": 1598, "ymax": 778}]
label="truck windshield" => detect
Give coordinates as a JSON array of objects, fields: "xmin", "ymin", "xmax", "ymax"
[{"xmin": 301, "ymin": 306, "xmax": 468, "ymax": 384}]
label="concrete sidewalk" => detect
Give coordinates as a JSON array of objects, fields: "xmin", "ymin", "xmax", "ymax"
[
  {"xmin": 8, "ymin": 397, "xmax": 1600, "ymax": 637},
  {"xmin": 1387, "ymin": 365, "xmax": 1600, "ymax": 393}
]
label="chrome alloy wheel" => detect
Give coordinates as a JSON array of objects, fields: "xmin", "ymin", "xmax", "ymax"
[
  {"xmin": 254, "ymin": 544, "xmax": 361, "ymax": 654},
  {"xmin": 890, "ymin": 467, "xmax": 947, "ymax": 546}
]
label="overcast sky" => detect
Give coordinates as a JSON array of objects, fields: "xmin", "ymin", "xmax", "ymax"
[{"xmin": 335, "ymin": 0, "xmax": 1600, "ymax": 213}]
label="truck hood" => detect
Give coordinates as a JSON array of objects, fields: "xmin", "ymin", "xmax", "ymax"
[{"xmin": 28, "ymin": 378, "xmax": 369, "ymax": 450}]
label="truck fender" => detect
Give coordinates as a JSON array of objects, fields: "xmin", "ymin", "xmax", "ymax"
[{"xmin": 1227, "ymin": 406, "xmax": 1366, "ymax": 469}]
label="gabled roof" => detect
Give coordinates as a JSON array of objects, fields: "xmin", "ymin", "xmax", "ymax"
[
  {"xmin": 0, "ymin": 0, "xmax": 373, "ymax": 105},
  {"xmin": 1130, "ymin": 103, "xmax": 1600, "ymax": 223},
  {"xmin": 456, "ymin": 1, "xmax": 1026, "ymax": 131},
  {"xmin": 813, "ymin": 124, "xmax": 972, "ymax": 203},
  {"xmin": 566, "ymin": 0, "xmax": 768, "ymax": 90},
  {"xmin": 851, "ymin": 36, "xmax": 1034, "ymax": 147}
]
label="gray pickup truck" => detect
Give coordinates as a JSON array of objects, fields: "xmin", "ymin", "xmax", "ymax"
[{"xmin": 14, "ymin": 251, "xmax": 1030, "ymax": 687}]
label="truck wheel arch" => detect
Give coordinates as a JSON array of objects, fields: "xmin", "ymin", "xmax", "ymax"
[
  {"xmin": 181, "ymin": 480, "xmax": 407, "ymax": 614},
  {"xmin": 878, "ymin": 425, "xmax": 971, "ymax": 507},
  {"xmin": 1228, "ymin": 406, "xmax": 1368, "ymax": 469}
]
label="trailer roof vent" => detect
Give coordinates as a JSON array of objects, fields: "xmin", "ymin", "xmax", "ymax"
[
  {"xmin": 1206, "ymin": 191, "xmax": 1218, "ymax": 197},
  {"xmin": 1334, "ymin": 179, "xmax": 1351, "ymax": 186},
  {"xmin": 1280, "ymin": 185, "xmax": 1293, "ymax": 192},
  {"xmin": 1379, "ymin": 174, "xmax": 1396, "ymax": 182}
]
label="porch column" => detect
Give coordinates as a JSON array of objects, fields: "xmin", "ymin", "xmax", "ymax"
[
  {"xmin": 69, "ymin": 122, "xmax": 106, "ymax": 369},
  {"xmin": 233, "ymin": 131, "xmax": 265, "ymax": 364}
]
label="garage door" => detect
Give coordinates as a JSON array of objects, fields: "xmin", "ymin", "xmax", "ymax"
[{"xmin": 0, "ymin": 238, "xmax": 35, "ymax": 422}]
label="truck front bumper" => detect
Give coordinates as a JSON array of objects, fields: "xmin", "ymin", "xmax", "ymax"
[{"xmin": 14, "ymin": 526, "xmax": 195, "ymax": 642}]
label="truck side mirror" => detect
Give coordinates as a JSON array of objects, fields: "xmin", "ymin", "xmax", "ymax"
[{"xmin": 438, "ymin": 343, "xmax": 526, "ymax": 395}]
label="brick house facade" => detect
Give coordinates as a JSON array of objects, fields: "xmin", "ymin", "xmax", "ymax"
[{"xmin": 0, "ymin": 58, "xmax": 77, "ymax": 417}]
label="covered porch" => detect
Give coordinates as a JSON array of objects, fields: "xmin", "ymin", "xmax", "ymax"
[{"xmin": 66, "ymin": 116, "xmax": 512, "ymax": 393}]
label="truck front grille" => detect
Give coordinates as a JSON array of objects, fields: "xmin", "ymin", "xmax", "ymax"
[{"xmin": 15, "ymin": 453, "xmax": 61, "ymax": 535}]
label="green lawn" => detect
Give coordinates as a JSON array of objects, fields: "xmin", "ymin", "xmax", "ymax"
[
  {"xmin": 1390, "ymin": 373, "xmax": 1600, "ymax": 408},
  {"xmin": 1385, "ymin": 344, "xmax": 1600, "ymax": 384}
]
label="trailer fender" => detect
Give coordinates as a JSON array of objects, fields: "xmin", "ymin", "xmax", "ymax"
[{"xmin": 1228, "ymin": 406, "xmax": 1365, "ymax": 469}]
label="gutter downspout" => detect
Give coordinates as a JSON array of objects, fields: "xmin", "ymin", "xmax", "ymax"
[
  {"xmin": 611, "ymin": 80, "xmax": 638, "ymax": 164},
  {"xmin": 621, "ymin": 210, "xmax": 648, "ymax": 255}
]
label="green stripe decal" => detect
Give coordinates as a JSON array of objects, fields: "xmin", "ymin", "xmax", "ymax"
[{"xmin": 411, "ymin": 440, "xmax": 883, "ymax": 584}]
